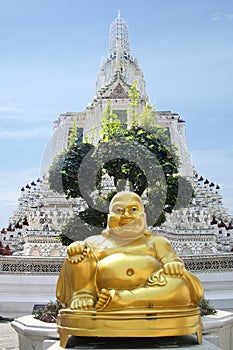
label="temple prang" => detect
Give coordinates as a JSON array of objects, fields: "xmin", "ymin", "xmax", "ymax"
[{"xmin": 1, "ymin": 13, "xmax": 232, "ymax": 257}]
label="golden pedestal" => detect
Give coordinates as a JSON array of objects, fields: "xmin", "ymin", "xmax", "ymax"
[{"xmin": 57, "ymin": 306, "xmax": 202, "ymax": 348}]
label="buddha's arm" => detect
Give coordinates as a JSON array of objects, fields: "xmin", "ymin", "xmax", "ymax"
[
  {"xmin": 58, "ymin": 239, "xmax": 99, "ymax": 309},
  {"xmin": 66, "ymin": 235, "xmax": 102, "ymax": 262},
  {"xmin": 150, "ymin": 235, "xmax": 203, "ymax": 304},
  {"xmin": 152, "ymin": 236, "xmax": 184, "ymax": 276}
]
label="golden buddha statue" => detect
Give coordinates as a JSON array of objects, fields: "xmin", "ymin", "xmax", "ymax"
[{"xmin": 56, "ymin": 191, "xmax": 204, "ymax": 347}]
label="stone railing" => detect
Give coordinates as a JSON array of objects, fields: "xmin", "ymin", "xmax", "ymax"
[
  {"xmin": 0, "ymin": 256, "xmax": 64, "ymax": 275},
  {"xmin": 0, "ymin": 253, "xmax": 233, "ymax": 275},
  {"xmin": 183, "ymin": 253, "xmax": 233, "ymax": 273}
]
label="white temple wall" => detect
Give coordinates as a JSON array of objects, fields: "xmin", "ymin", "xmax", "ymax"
[
  {"xmin": 196, "ymin": 271, "xmax": 233, "ymax": 311},
  {"xmin": 0, "ymin": 274, "xmax": 58, "ymax": 318}
]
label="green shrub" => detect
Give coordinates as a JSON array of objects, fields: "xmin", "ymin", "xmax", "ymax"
[
  {"xmin": 198, "ymin": 297, "xmax": 217, "ymax": 316},
  {"xmin": 33, "ymin": 300, "xmax": 62, "ymax": 323}
]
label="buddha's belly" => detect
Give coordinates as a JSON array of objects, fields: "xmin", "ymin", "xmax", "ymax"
[{"xmin": 96, "ymin": 253, "xmax": 161, "ymax": 290}]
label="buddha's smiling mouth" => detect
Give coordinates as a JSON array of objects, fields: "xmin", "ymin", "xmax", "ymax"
[{"xmin": 119, "ymin": 220, "xmax": 136, "ymax": 229}]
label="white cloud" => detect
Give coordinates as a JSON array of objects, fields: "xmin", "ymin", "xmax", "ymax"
[
  {"xmin": 220, "ymin": 181, "xmax": 233, "ymax": 215},
  {"xmin": 0, "ymin": 106, "xmax": 50, "ymax": 122},
  {"xmin": 190, "ymin": 149, "xmax": 233, "ymax": 174},
  {"xmin": 0, "ymin": 103, "xmax": 25, "ymax": 121},
  {"xmin": 190, "ymin": 148, "xmax": 233, "ymax": 215},
  {"xmin": 211, "ymin": 12, "xmax": 221, "ymax": 21},
  {"xmin": 211, "ymin": 12, "xmax": 233, "ymax": 22},
  {"xmin": 0, "ymin": 105, "xmax": 23, "ymax": 114},
  {"xmin": 0, "ymin": 202, "xmax": 18, "ymax": 229},
  {"xmin": 224, "ymin": 13, "xmax": 233, "ymax": 21},
  {"xmin": 0, "ymin": 167, "xmax": 40, "ymax": 198},
  {"xmin": 0, "ymin": 167, "xmax": 40, "ymax": 228},
  {"xmin": 0, "ymin": 126, "xmax": 50, "ymax": 140}
]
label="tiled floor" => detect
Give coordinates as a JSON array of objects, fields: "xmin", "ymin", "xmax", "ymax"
[{"xmin": 0, "ymin": 322, "xmax": 19, "ymax": 350}]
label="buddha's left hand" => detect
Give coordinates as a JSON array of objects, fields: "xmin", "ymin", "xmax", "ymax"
[{"xmin": 163, "ymin": 262, "xmax": 184, "ymax": 276}]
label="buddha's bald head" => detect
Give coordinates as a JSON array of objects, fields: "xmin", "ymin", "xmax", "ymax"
[
  {"xmin": 108, "ymin": 191, "xmax": 147, "ymax": 239},
  {"xmin": 109, "ymin": 191, "xmax": 144, "ymax": 211}
]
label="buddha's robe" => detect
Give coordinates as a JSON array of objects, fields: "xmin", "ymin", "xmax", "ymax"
[{"xmin": 56, "ymin": 233, "xmax": 203, "ymax": 310}]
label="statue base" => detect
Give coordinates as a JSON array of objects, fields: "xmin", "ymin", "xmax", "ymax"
[
  {"xmin": 46, "ymin": 338, "xmax": 221, "ymax": 350},
  {"xmin": 57, "ymin": 306, "xmax": 202, "ymax": 348}
]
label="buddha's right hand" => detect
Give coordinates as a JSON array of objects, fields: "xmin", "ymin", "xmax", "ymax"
[{"xmin": 66, "ymin": 242, "xmax": 91, "ymax": 264}]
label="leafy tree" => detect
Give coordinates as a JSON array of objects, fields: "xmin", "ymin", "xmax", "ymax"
[
  {"xmin": 59, "ymin": 212, "xmax": 105, "ymax": 244},
  {"xmin": 48, "ymin": 83, "xmax": 193, "ymax": 244},
  {"xmin": 61, "ymin": 143, "xmax": 95, "ymax": 199},
  {"xmin": 128, "ymin": 80, "xmax": 140, "ymax": 127},
  {"xmin": 48, "ymin": 143, "xmax": 94, "ymax": 199},
  {"xmin": 68, "ymin": 118, "xmax": 78, "ymax": 147},
  {"xmin": 99, "ymin": 100, "xmax": 122, "ymax": 141},
  {"xmin": 96, "ymin": 125, "xmax": 188, "ymax": 226},
  {"xmin": 48, "ymin": 150, "xmax": 68, "ymax": 195},
  {"xmin": 140, "ymin": 102, "xmax": 156, "ymax": 129}
]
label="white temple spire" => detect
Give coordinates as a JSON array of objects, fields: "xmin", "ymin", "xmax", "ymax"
[
  {"xmin": 115, "ymin": 35, "xmax": 121, "ymax": 73},
  {"xmin": 109, "ymin": 12, "xmax": 130, "ymax": 58},
  {"xmin": 96, "ymin": 14, "xmax": 147, "ymax": 100}
]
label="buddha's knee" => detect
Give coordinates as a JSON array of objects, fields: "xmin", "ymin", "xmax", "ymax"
[{"xmin": 165, "ymin": 276, "xmax": 192, "ymax": 304}]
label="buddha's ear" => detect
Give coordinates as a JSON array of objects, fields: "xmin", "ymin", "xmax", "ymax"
[
  {"xmin": 143, "ymin": 229, "xmax": 152, "ymax": 237},
  {"xmin": 102, "ymin": 229, "xmax": 110, "ymax": 238}
]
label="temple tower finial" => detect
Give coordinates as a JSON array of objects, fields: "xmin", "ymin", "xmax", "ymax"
[
  {"xmin": 109, "ymin": 12, "xmax": 130, "ymax": 58},
  {"xmin": 96, "ymin": 14, "xmax": 147, "ymax": 100}
]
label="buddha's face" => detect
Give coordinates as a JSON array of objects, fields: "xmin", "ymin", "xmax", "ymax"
[{"xmin": 107, "ymin": 192, "xmax": 146, "ymax": 239}]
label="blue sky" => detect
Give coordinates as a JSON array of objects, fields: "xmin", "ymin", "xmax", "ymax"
[{"xmin": 0, "ymin": 0, "xmax": 233, "ymax": 228}]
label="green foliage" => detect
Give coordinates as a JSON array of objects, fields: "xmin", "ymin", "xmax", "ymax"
[
  {"xmin": 48, "ymin": 83, "xmax": 193, "ymax": 244},
  {"xmin": 58, "ymin": 232, "xmax": 74, "ymax": 246},
  {"xmin": 68, "ymin": 118, "xmax": 78, "ymax": 147},
  {"xmin": 79, "ymin": 208, "xmax": 107, "ymax": 229},
  {"xmin": 128, "ymin": 80, "xmax": 140, "ymax": 127},
  {"xmin": 59, "ymin": 213, "xmax": 104, "ymax": 243},
  {"xmin": 140, "ymin": 103, "xmax": 156, "ymax": 129},
  {"xmin": 62, "ymin": 143, "xmax": 95, "ymax": 199},
  {"xmin": 99, "ymin": 100, "xmax": 122, "ymax": 141},
  {"xmin": 198, "ymin": 297, "xmax": 217, "ymax": 316},
  {"xmin": 48, "ymin": 150, "xmax": 68, "ymax": 194},
  {"xmin": 33, "ymin": 300, "xmax": 62, "ymax": 323},
  {"xmin": 48, "ymin": 143, "xmax": 94, "ymax": 199},
  {"xmin": 97, "ymin": 125, "xmax": 190, "ymax": 226}
]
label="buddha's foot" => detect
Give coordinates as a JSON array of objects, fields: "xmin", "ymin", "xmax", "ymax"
[
  {"xmin": 96, "ymin": 288, "xmax": 115, "ymax": 311},
  {"xmin": 70, "ymin": 295, "xmax": 95, "ymax": 310}
]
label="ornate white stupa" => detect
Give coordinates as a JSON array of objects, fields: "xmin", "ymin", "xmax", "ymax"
[{"xmin": 1, "ymin": 13, "xmax": 232, "ymax": 257}]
